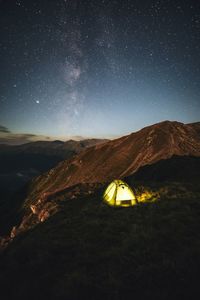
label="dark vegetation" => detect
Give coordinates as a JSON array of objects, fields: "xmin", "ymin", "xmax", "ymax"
[
  {"xmin": 128, "ymin": 155, "xmax": 200, "ymax": 182},
  {"xmin": 0, "ymin": 183, "xmax": 200, "ymax": 300}
]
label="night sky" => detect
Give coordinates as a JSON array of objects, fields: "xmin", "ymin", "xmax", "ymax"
[{"xmin": 0, "ymin": 0, "xmax": 200, "ymax": 142}]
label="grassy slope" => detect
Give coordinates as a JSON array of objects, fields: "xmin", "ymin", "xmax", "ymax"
[{"xmin": 0, "ymin": 185, "xmax": 200, "ymax": 300}]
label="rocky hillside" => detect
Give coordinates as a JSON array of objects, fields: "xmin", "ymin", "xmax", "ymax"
[{"xmin": 26, "ymin": 121, "xmax": 200, "ymax": 203}]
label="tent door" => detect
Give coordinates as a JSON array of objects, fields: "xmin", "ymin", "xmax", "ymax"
[{"xmin": 120, "ymin": 200, "xmax": 132, "ymax": 206}]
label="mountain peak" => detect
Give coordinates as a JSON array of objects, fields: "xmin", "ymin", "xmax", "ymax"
[{"xmin": 52, "ymin": 140, "xmax": 64, "ymax": 144}]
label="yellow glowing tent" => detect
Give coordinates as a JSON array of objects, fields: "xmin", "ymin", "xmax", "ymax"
[{"xmin": 103, "ymin": 179, "xmax": 137, "ymax": 207}]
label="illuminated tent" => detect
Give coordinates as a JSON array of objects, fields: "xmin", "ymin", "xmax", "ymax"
[{"xmin": 103, "ymin": 179, "xmax": 137, "ymax": 207}]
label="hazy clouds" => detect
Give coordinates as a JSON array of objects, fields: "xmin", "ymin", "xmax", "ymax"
[{"xmin": 0, "ymin": 125, "xmax": 51, "ymax": 145}]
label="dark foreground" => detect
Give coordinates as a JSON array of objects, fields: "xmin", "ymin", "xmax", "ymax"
[{"xmin": 0, "ymin": 184, "xmax": 200, "ymax": 300}]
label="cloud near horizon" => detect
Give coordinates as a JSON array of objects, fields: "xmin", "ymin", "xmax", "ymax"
[
  {"xmin": 0, "ymin": 125, "xmax": 102, "ymax": 145},
  {"xmin": 0, "ymin": 125, "xmax": 11, "ymax": 134},
  {"xmin": 0, "ymin": 125, "xmax": 52, "ymax": 145}
]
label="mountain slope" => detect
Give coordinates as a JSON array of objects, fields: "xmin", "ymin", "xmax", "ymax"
[
  {"xmin": 26, "ymin": 121, "xmax": 200, "ymax": 204},
  {"xmin": 0, "ymin": 138, "xmax": 108, "ymax": 194}
]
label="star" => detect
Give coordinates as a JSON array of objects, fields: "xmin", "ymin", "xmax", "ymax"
[{"xmin": 0, "ymin": 0, "xmax": 199, "ymax": 139}]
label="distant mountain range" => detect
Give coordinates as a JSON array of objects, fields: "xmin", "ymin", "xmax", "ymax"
[{"xmin": 0, "ymin": 138, "xmax": 108, "ymax": 194}]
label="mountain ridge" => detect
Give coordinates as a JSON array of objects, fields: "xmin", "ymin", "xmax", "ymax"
[{"xmin": 26, "ymin": 120, "xmax": 200, "ymax": 199}]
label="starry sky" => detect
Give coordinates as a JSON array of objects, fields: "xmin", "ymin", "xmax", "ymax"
[{"xmin": 0, "ymin": 0, "xmax": 200, "ymax": 143}]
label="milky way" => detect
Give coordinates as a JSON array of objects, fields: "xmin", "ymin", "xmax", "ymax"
[{"xmin": 0, "ymin": 0, "xmax": 200, "ymax": 140}]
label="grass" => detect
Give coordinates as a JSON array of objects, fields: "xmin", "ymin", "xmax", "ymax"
[{"xmin": 0, "ymin": 184, "xmax": 200, "ymax": 299}]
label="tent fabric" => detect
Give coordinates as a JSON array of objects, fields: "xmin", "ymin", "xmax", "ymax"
[{"xmin": 103, "ymin": 179, "xmax": 137, "ymax": 206}]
